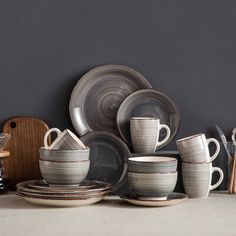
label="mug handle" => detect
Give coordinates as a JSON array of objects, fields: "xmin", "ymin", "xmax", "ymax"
[
  {"xmin": 207, "ymin": 138, "xmax": 220, "ymax": 162},
  {"xmin": 232, "ymin": 128, "xmax": 236, "ymax": 145},
  {"xmin": 44, "ymin": 128, "xmax": 61, "ymax": 148},
  {"xmin": 210, "ymin": 167, "xmax": 224, "ymax": 190},
  {"xmin": 156, "ymin": 124, "xmax": 171, "ymax": 147}
]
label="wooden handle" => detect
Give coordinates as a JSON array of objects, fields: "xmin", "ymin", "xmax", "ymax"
[
  {"xmin": 0, "ymin": 151, "xmax": 10, "ymax": 158},
  {"xmin": 228, "ymin": 157, "xmax": 235, "ymax": 193},
  {"xmin": 233, "ymin": 158, "xmax": 236, "ymax": 193}
]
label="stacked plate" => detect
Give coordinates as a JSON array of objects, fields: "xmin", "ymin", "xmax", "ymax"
[{"xmin": 16, "ymin": 180, "xmax": 111, "ymax": 207}]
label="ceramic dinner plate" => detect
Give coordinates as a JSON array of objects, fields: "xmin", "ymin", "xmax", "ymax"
[
  {"xmin": 17, "ymin": 193, "xmax": 104, "ymax": 207},
  {"xmin": 120, "ymin": 193, "xmax": 188, "ymax": 207},
  {"xmin": 81, "ymin": 132, "xmax": 130, "ymax": 192},
  {"xmin": 116, "ymin": 89, "xmax": 180, "ymax": 150},
  {"xmin": 17, "ymin": 180, "xmax": 111, "ymax": 194},
  {"xmin": 69, "ymin": 64, "xmax": 151, "ymax": 136}
]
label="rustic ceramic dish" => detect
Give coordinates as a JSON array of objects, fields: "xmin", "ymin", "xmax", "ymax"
[
  {"xmin": 128, "ymin": 156, "xmax": 177, "ymax": 173},
  {"xmin": 116, "ymin": 89, "xmax": 180, "ymax": 150},
  {"xmin": 39, "ymin": 147, "xmax": 90, "ymax": 162},
  {"xmin": 69, "ymin": 64, "xmax": 151, "ymax": 136},
  {"xmin": 120, "ymin": 192, "xmax": 188, "ymax": 207},
  {"xmin": 81, "ymin": 131, "xmax": 130, "ymax": 192},
  {"xmin": 39, "ymin": 159, "xmax": 90, "ymax": 185}
]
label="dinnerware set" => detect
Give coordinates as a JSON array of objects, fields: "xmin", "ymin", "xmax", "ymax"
[
  {"xmin": 16, "ymin": 128, "xmax": 112, "ymax": 206},
  {"xmin": 177, "ymin": 133, "xmax": 224, "ymax": 198},
  {"xmin": 127, "ymin": 156, "xmax": 178, "ymax": 200}
]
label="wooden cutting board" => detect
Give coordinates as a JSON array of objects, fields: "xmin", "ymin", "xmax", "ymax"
[{"xmin": 2, "ymin": 116, "xmax": 50, "ymax": 190}]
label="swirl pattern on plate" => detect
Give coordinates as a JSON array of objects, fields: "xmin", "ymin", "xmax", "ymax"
[{"xmin": 69, "ymin": 65, "xmax": 151, "ymax": 136}]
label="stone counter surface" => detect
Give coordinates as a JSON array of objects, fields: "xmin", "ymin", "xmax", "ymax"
[{"xmin": 0, "ymin": 192, "xmax": 235, "ymax": 236}]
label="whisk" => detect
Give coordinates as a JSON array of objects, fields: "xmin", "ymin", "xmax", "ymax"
[{"xmin": 0, "ymin": 133, "xmax": 10, "ymax": 151}]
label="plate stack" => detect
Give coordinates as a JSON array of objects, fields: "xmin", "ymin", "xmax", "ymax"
[{"xmin": 16, "ymin": 180, "xmax": 111, "ymax": 207}]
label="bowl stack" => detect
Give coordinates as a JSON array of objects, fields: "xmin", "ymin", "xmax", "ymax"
[
  {"xmin": 127, "ymin": 156, "xmax": 178, "ymax": 200},
  {"xmin": 16, "ymin": 129, "xmax": 112, "ymax": 206}
]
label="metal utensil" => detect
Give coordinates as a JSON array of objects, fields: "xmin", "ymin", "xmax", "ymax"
[
  {"xmin": 0, "ymin": 133, "xmax": 10, "ymax": 150},
  {"xmin": 215, "ymin": 124, "xmax": 231, "ymax": 158},
  {"xmin": 231, "ymin": 128, "xmax": 236, "ymax": 145}
]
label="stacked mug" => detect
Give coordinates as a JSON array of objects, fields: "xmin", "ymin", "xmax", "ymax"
[
  {"xmin": 127, "ymin": 117, "xmax": 178, "ymax": 199},
  {"xmin": 39, "ymin": 128, "xmax": 90, "ymax": 185},
  {"xmin": 176, "ymin": 133, "xmax": 224, "ymax": 198}
]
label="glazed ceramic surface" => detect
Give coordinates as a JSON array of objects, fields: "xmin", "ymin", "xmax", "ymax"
[
  {"xmin": 44, "ymin": 128, "xmax": 86, "ymax": 150},
  {"xmin": 17, "ymin": 193, "xmax": 104, "ymax": 207},
  {"xmin": 120, "ymin": 192, "xmax": 188, "ymax": 207},
  {"xmin": 69, "ymin": 64, "xmax": 151, "ymax": 136},
  {"xmin": 39, "ymin": 160, "xmax": 90, "ymax": 185},
  {"xmin": 182, "ymin": 162, "xmax": 224, "ymax": 198},
  {"xmin": 177, "ymin": 133, "xmax": 220, "ymax": 163},
  {"xmin": 128, "ymin": 171, "xmax": 177, "ymax": 199},
  {"xmin": 81, "ymin": 132, "xmax": 130, "ymax": 192},
  {"xmin": 128, "ymin": 156, "xmax": 177, "ymax": 174},
  {"xmin": 39, "ymin": 147, "xmax": 90, "ymax": 162},
  {"xmin": 117, "ymin": 89, "xmax": 180, "ymax": 150},
  {"xmin": 130, "ymin": 117, "xmax": 171, "ymax": 153}
]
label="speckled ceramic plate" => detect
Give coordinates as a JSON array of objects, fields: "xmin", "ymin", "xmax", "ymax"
[
  {"xmin": 116, "ymin": 89, "xmax": 180, "ymax": 150},
  {"xmin": 69, "ymin": 65, "xmax": 151, "ymax": 136},
  {"xmin": 120, "ymin": 193, "xmax": 188, "ymax": 207},
  {"xmin": 81, "ymin": 132, "xmax": 130, "ymax": 192},
  {"xmin": 16, "ymin": 180, "xmax": 111, "ymax": 195},
  {"xmin": 17, "ymin": 193, "xmax": 104, "ymax": 207}
]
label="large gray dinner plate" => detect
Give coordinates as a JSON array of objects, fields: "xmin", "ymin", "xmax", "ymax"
[
  {"xmin": 81, "ymin": 132, "xmax": 130, "ymax": 192},
  {"xmin": 69, "ymin": 65, "xmax": 151, "ymax": 136},
  {"xmin": 117, "ymin": 89, "xmax": 180, "ymax": 150}
]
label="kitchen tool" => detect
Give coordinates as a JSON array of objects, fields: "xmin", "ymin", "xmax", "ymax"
[
  {"xmin": 119, "ymin": 192, "xmax": 188, "ymax": 207},
  {"xmin": 231, "ymin": 128, "xmax": 236, "ymax": 145},
  {"xmin": 44, "ymin": 128, "xmax": 86, "ymax": 150},
  {"xmin": 3, "ymin": 117, "xmax": 50, "ymax": 189},
  {"xmin": 0, "ymin": 133, "xmax": 11, "ymax": 150},
  {"xmin": 81, "ymin": 131, "xmax": 130, "ymax": 192},
  {"xmin": 130, "ymin": 117, "xmax": 171, "ymax": 153},
  {"xmin": 116, "ymin": 89, "xmax": 180, "ymax": 150},
  {"xmin": 227, "ymin": 143, "xmax": 236, "ymax": 193},
  {"xmin": 69, "ymin": 64, "xmax": 152, "ymax": 136},
  {"xmin": 176, "ymin": 133, "xmax": 220, "ymax": 163},
  {"xmin": 0, "ymin": 151, "xmax": 10, "ymax": 193},
  {"xmin": 215, "ymin": 124, "xmax": 231, "ymax": 159}
]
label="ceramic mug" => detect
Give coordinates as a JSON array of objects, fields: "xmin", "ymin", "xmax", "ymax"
[
  {"xmin": 130, "ymin": 117, "xmax": 171, "ymax": 153},
  {"xmin": 44, "ymin": 128, "xmax": 86, "ymax": 150},
  {"xmin": 176, "ymin": 133, "xmax": 220, "ymax": 163},
  {"xmin": 182, "ymin": 162, "xmax": 224, "ymax": 198}
]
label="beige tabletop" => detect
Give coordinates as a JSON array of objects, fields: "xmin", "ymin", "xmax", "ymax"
[{"xmin": 0, "ymin": 192, "xmax": 235, "ymax": 236}]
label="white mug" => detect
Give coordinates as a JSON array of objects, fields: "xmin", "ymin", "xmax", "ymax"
[
  {"xmin": 182, "ymin": 162, "xmax": 224, "ymax": 198},
  {"xmin": 44, "ymin": 128, "xmax": 86, "ymax": 150},
  {"xmin": 130, "ymin": 117, "xmax": 171, "ymax": 153},
  {"xmin": 176, "ymin": 133, "xmax": 220, "ymax": 163}
]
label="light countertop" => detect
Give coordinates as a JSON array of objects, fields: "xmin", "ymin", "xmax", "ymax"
[{"xmin": 0, "ymin": 192, "xmax": 236, "ymax": 236}]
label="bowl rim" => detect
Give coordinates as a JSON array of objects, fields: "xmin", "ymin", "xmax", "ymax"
[
  {"xmin": 39, "ymin": 159, "xmax": 90, "ymax": 164},
  {"xmin": 128, "ymin": 171, "xmax": 178, "ymax": 176},
  {"xmin": 39, "ymin": 147, "xmax": 90, "ymax": 152},
  {"xmin": 128, "ymin": 156, "xmax": 177, "ymax": 163}
]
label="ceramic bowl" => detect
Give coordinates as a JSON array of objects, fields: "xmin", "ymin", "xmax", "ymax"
[
  {"xmin": 39, "ymin": 159, "xmax": 90, "ymax": 185},
  {"xmin": 39, "ymin": 147, "xmax": 90, "ymax": 162},
  {"xmin": 128, "ymin": 171, "xmax": 178, "ymax": 199},
  {"xmin": 128, "ymin": 156, "xmax": 177, "ymax": 173}
]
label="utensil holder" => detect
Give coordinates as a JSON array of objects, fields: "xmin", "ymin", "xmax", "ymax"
[{"xmin": 0, "ymin": 151, "xmax": 10, "ymax": 194}]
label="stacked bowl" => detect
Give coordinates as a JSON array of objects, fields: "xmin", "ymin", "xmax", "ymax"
[
  {"xmin": 177, "ymin": 133, "xmax": 224, "ymax": 198},
  {"xmin": 127, "ymin": 156, "xmax": 178, "ymax": 200}
]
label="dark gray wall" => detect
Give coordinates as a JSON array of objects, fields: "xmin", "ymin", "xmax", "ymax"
[{"xmin": 1, "ymin": 0, "xmax": 236, "ymax": 147}]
